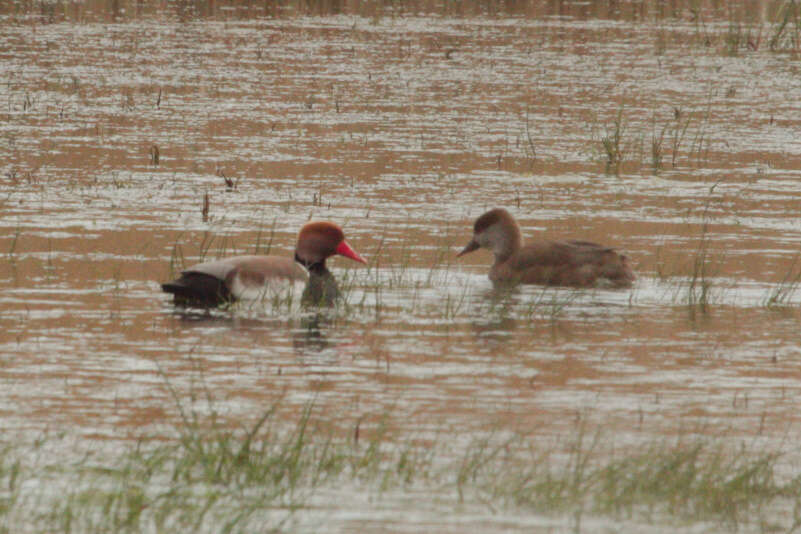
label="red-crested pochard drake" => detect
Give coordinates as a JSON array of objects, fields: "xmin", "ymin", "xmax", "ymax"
[
  {"xmin": 457, "ymin": 208, "xmax": 635, "ymax": 288},
  {"xmin": 162, "ymin": 221, "xmax": 366, "ymax": 307}
]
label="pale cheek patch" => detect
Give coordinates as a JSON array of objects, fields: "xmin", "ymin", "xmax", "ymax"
[{"xmin": 479, "ymin": 225, "xmax": 508, "ymax": 255}]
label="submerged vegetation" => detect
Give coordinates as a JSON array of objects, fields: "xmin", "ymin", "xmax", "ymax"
[
  {"xmin": 764, "ymin": 253, "xmax": 801, "ymax": 309},
  {"xmin": 1, "ymin": 403, "xmax": 800, "ymax": 533},
  {"xmin": 769, "ymin": 0, "xmax": 801, "ymax": 52},
  {"xmin": 595, "ymin": 97, "xmax": 712, "ymax": 176}
]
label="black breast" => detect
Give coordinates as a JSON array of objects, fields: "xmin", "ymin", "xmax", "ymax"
[{"xmin": 301, "ymin": 263, "xmax": 340, "ymax": 306}]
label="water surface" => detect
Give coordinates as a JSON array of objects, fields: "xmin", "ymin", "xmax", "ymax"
[{"xmin": 2, "ymin": 0, "xmax": 801, "ymax": 531}]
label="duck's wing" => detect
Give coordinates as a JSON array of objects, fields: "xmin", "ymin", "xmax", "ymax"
[
  {"xmin": 563, "ymin": 239, "xmax": 614, "ymax": 252},
  {"xmin": 506, "ymin": 240, "xmax": 634, "ymax": 287}
]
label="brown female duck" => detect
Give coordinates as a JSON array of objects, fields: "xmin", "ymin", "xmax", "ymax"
[
  {"xmin": 162, "ymin": 221, "xmax": 366, "ymax": 307},
  {"xmin": 457, "ymin": 208, "xmax": 634, "ymax": 288}
]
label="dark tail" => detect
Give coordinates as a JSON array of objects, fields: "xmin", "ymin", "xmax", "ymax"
[{"xmin": 162, "ymin": 273, "xmax": 233, "ymax": 307}]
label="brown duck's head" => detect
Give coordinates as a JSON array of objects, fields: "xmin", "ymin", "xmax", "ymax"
[
  {"xmin": 295, "ymin": 221, "xmax": 367, "ymax": 266},
  {"xmin": 457, "ymin": 208, "xmax": 521, "ymax": 259}
]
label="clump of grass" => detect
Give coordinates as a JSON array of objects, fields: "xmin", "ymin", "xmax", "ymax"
[
  {"xmin": 685, "ymin": 219, "xmax": 716, "ymax": 317},
  {"xmin": 664, "ymin": 183, "xmax": 725, "ymax": 318},
  {"xmin": 686, "ymin": 95, "xmax": 714, "ymax": 167},
  {"xmin": 601, "ymin": 107, "xmax": 625, "ymax": 174},
  {"xmin": 441, "ymin": 281, "xmax": 471, "ymax": 321},
  {"xmin": 2, "ymin": 406, "xmax": 801, "ymax": 532},
  {"xmin": 670, "ymin": 105, "xmax": 692, "ymax": 167},
  {"xmin": 764, "ymin": 253, "xmax": 801, "ymax": 308},
  {"xmin": 770, "ymin": 0, "xmax": 801, "ymax": 52},
  {"xmin": 334, "ymin": 229, "xmax": 464, "ymax": 320},
  {"xmin": 455, "ymin": 427, "xmax": 800, "ymax": 530},
  {"xmin": 0, "ymin": 400, "xmax": 430, "ymax": 533},
  {"xmin": 631, "ymin": 100, "xmax": 713, "ymax": 174},
  {"xmin": 0, "ymin": 444, "xmax": 22, "ymax": 514},
  {"xmin": 725, "ymin": 21, "xmax": 762, "ymax": 55},
  {"xmin": 653, "ymin": 185, "xmax": 725, "ymax": 317},
  {"xmin": 590, "ymin": 442, "xmax": 784, "ymax": 523},
  {"xmin": 650, "ymin": 123, "xmax": 666, "ymax": 173}
]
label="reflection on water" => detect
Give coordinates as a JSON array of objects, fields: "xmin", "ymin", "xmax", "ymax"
[
  {"xmin": 292, "ymin": 313, "xmax": 332, "ymax": 354},
  {"xmin": 168, "ymin": 307, "xmax": 335, "ymax": 355},
  {"xmin": 471, "ymin": 314, "xmax": 517, "ymax": 345},
  {"xmin": 2, "ymin": 0, "xmax": 801, "ymax": 530}
]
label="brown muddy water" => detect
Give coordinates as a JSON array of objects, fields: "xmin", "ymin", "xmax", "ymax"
[{"xmin": 2, "ymin": 0, "xmax": 801, "ymax": 532}]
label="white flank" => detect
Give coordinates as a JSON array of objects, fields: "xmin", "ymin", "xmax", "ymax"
[{"xmin": 229, "ymin": 270, "xmax": 309, "ymax": 313}]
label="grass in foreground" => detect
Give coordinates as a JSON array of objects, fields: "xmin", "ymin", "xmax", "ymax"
[{"xmin": 1, "ymin": 405, "xmax": 801, "ymax": 533}]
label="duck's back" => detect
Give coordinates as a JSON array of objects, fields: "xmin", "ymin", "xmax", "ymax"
[
  {"xmin": 162, "ymin": 255, "xmax": 309, "ymax": 306},
  {"xmin": 491, "ymin": 240, "xmax": 634, "ymax": 288}
]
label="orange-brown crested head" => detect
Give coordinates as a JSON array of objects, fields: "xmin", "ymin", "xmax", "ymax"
[
  {"xmin": 458, "ymin": 208, "xmax": 521, "ymax": 260},
  {"xmin": 295, "ymin": 221, "xmax": 366, "ymax": 266}
]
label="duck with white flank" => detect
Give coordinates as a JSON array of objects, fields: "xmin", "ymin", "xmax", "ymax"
[{"xmin": 162, "ymin": 221, "xmax": 366, "ymax": 307}]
